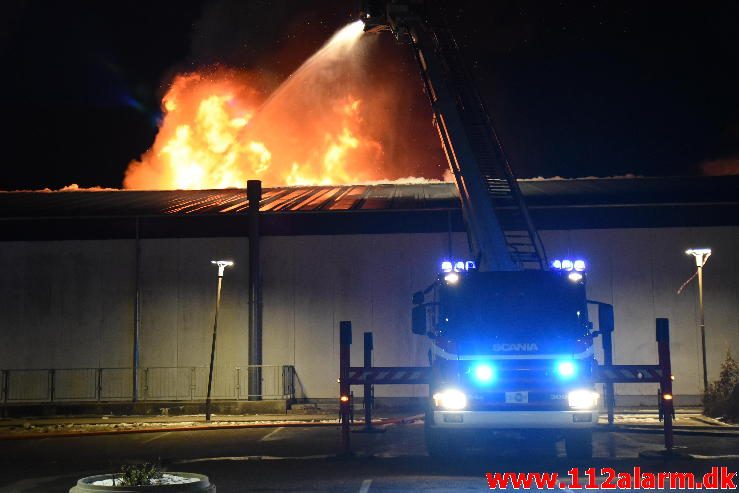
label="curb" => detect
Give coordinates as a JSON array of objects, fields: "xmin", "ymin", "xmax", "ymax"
[
  {"xmin": 0, "ymin": 416, "xmax": 413, "ymax": 441},
  {"xmin": 599, "ymin": 425, "xmax": 739, "ymax": 438}
]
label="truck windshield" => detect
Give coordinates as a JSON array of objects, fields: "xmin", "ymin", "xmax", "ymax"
[{"xmin": 439, "ymin": 271, "xmax": 587, "ymax": 341}]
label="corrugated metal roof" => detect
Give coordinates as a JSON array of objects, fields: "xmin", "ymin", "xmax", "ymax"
[
  {"xmin": 0, "ymin": 184, "xmax": 459, "ymax": 218},
  {"xmin": 0, "ymin": 176, "xmax": 736, "ymax": 219}
]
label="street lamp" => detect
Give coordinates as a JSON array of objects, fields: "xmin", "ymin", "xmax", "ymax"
[
  {"xmin": 685, "ymin": 248, "xmax": 711, "ymax": 393},
  {"xmin": 205, "ymin": 260, "xmax": 233, "ymax": 422}
]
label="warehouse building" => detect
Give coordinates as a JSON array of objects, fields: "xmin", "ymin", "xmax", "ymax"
[{"xmin": 0, "ymin": 176, "xmax": 737, "ymax": 410}]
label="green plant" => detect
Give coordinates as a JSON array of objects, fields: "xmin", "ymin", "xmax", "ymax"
[
  {"xmin": 703, "ymin": 350, "xmax": 739, "ymax": 421},
  {"xmin": 113, "ymin": 463, "xmax": 162, "ymax": 487}
]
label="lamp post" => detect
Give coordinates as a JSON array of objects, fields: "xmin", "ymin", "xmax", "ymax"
[
  {"xmin": 205, "ymin": 260, "xmax": 233, "ymax": 422},
  {"xmin": 685, "ymin": 248, "xmax": 711, "ymax": 392}
]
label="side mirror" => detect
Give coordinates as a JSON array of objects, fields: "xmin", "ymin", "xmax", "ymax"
[
  {"xmin": 411, "ymin": 305, "xmax": 427, "ymax": 335},
  {"xmin": 598, "ymin": 304, "xmax": 614, "ymax": 333}
]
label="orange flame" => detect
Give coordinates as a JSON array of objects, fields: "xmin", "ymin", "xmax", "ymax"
[{"xmin": 124, "ymin": 22, "xmax": 387, "ymax": 190}]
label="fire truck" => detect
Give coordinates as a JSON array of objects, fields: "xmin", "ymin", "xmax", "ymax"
[{"xmin": 361, "ymin": 1, "xmax": 601, "ymax": 458}]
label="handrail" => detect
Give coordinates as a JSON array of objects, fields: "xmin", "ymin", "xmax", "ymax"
[{"xmin": 0, "ymin": 365, "xmax": 295, "ymax": 403}]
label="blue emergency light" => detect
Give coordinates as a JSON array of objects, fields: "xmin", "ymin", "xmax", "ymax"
[
  {"xmin": 472, "ymin": 363, "xmax": 495, "ymax": 384},
  {"xmin": 555, "ymin": 360, "xmax": 576, "ymax": 378},
  {"xmin": 440, "ymin": 260, "xmax": 477, "ymax": 273}
]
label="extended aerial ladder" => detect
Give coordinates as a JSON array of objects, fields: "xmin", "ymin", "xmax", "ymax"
[
  {"xmin": 362, "ymin": 1, "xmax": 547, "ymax": 270},
  {"xmin": 336, "ymin": 1, "xmax": 678, "ymax": 459}
]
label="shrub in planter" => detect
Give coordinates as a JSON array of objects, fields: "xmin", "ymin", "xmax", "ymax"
[
  {"xmin": 116, "ymin": 463, "xmax": 163, "ymax": 487},
  {"xmin": 703, "ymin": 350, "xmax": 739, "ymax": 422},
  {"xmin": 70, "ymin": 463, "xmax": 215, "ymax": 492}
]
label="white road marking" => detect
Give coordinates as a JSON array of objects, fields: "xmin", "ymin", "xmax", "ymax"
[
  {"xmin": 175, "ymin": 454, "xmax": 333, "ymax": 463},
  {"xmin": 259, "ymin": 427, "xmax": 284, "ymax": 442},
  {"xmin": 358, "ymin": 479, "xmax": 372, "ymax": 493},
  {"xmin": 690, "ymin": 454, "xmax": 739, "ymax": 459},
  {"xmin": 140, "ymin": 432, "xmax": 170, "ymax": 445}
]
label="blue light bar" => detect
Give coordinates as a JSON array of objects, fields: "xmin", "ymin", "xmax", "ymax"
[
  {"xmin": 551, "ymin": 258, "xmax": 587, "ymax": 274},
  {"xmin": 441, "ymin": 259, "xmax": 477, "ymax": 273}
]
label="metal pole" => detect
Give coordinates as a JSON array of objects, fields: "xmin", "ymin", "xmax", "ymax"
[
  {"xmin": 205, "ymin": 274, "xmax": 223, "ymax": 422},
  {"xmin": 206, "ymin": 260, "xmax": 233, "ymax": 421},
  {"xmin": 685, "ymin": 248, "xmax": 711, "ymax": 392},
  {"xmin": 363, "ymin": 332, "xmax": 373, "ymax": 431},
  {"xmin": 698, "ymin": 264, "xmax": 708, "ymax": 393},
  {"xmin": 602, "ymin": 331, "xmax": 615, "ymax": 425},
  {"xmin": 97, "ymin": 368, "xmax": 102, "ymax": 402},
  {"xmin": 247, "ymin": 180, "xmax": 263, "ymax": 401},
  {"xmin": 1, "ymin": 370, "xmax": 7, "ymax": 418},
  {"xmin": 598, "ymin": 303, "xmax": 616, "ymax": 425},
  {"xmin": 656, "ymin": 318, "xmax": 674, "ymax": 453},
  {"xmin": 133, "ymin": 217, "xmax": 141, "ymax": 402},
  {"xmin": 49, "ymin": 369, "xmax": 55, "ymax": 402},
  {"xmin": 339, "ymin": 321, "xmax": 352, "ymax": 455}
]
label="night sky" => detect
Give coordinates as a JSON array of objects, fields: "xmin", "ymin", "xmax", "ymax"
[{"xmin": 1, "ymin": 0, "xmax": 738, "ymax": 190}]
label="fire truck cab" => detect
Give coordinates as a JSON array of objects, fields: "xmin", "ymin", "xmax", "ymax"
[{"xmin": 413, "ymin": 261, "xmax": 599, "ymax": 458}]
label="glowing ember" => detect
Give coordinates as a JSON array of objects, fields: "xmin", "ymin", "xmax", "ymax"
[{"xmin": 124, "ymin": 21, "xmax": 385, "ymax": 190}]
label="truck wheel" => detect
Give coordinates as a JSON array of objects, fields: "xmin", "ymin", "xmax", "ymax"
[{"xmin": 565, "ymin": 430, "xmax": 593, "ymax": 460}]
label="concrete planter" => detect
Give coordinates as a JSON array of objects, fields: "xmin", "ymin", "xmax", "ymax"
[{"xmin": 70, "ymin": 472, "xmax": 215, "ymax": 492}]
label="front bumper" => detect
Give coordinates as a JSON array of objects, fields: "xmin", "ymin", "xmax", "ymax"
[{"xmin": 431, "ymin": 410, "xmax": 598, "ymax": 429}]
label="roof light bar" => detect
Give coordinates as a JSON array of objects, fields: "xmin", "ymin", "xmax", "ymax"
[
  {"xmin": 551, "ymin": 258, "xmax": 587, "ymax": 282},
  {"xmin": 440, "ymin": 260, "xmax": 477, "ymax": 273},
  {"xmin": 551, "ymin": 258, "xmax": 587, "ymax": 272}
]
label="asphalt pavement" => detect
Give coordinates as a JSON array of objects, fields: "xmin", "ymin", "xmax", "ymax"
[{"xmin": 0, "ymin": 414, "xmax": 737, "ymax": 492}]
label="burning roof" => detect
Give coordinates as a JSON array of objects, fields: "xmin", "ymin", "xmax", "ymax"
[
  {"xmin": 0, "ymin": 176, "xmax": 735, "ymax": 222},
  {"xmin": 123, "ymin": 21, "xmax": 443, "ymax": 190}
]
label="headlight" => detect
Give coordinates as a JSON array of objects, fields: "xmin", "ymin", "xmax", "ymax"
[
  {"xmin": 433, "ymin": 389, "xmax": 467, "ymax": 410},
  {"xmin": 555, "ymin": 360, "xmax": 576, "ymax": 378},
  {"xmin": 444, "ymin": 272, "xmax": 459, "ymax": 284},
  {"xmin": 568, "ymin": 389, "xmax": 599, "ymax": 409}
]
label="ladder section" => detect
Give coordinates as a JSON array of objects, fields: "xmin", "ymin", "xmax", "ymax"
[{"xmin": 429, "ymin": 27, "xmax": 546, "ymax": 269}]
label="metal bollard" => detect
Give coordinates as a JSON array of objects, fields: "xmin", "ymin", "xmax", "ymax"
[
  {"xmin": 598, "ymin": 304, "xmax": 616, "ymax": 425},
  {"xmin": 339, "ymin": 321, "xmax": 352, "ymax": 455},
  {"xmin": 355, "ymin": 332, "xmax": 384, "ymax": 434},
  {"xmin": 656, "ymin": 318, "xmax": 674, "ymax": 453}
]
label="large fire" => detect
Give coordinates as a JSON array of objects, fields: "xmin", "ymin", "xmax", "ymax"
[{"xmin": 124, "ymin": 21, "xmax": 388, "ymax": 190}]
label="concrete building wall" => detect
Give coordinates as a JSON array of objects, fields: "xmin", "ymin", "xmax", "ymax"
[
  {"xmin": 0, "ymin": 240, "xmax": 135, "ymax": 370},
  {"xmin": 542, "ymin": 227, "xmax": 738, "ymax": 402},
  {"xmin": 0, "ymin": 226, "xmax": 736, "ymax": 402}
]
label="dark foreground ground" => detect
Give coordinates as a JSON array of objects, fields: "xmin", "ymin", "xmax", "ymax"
[{"xmin": 0, "ymin": 420, "xmax": 737, "ymax": 492}]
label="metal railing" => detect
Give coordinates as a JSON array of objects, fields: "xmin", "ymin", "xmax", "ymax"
[{"xmin": 0, "ymin": 365, "xmax": 294, "ymax": 403}]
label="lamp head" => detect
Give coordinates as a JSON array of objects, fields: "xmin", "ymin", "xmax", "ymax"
[
  {"xmin": 211, "ymin": 260, "xmax": 234, "ymax": 276},
  {"xmin": 685, "ymin": 248, "xmax": 711, "ymax": 267}
]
